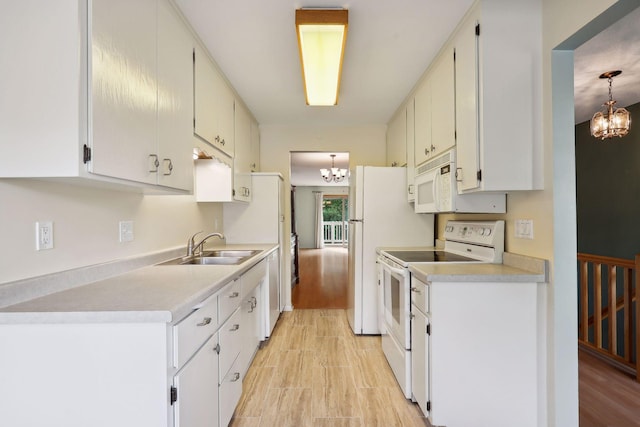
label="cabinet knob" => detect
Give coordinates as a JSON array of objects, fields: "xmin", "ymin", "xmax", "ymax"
[
  {"xmin": 230, "ymin": 372, "xmax": 241, "ymax": 382},
  {"xmin": 196, "ymin": 317, "xmax": 212, "ymax": 326},
  {"xmin": 430, "ymin": 144, "xmax": 435, "ymax": 152},
  {"xmin": 214, "ymin": 343, "xmax": 221, "ymax": 354},
  {"xmin": 229, "ymin": 291, "xmax": 239, "ymax": 298},
  {"xmin": 230, "ymin": 323, "xmax": 240, "ymax": 331},
  {"xmin": 221, "ymin": 138, "xmax": 225, "ymax": 146},
  {"xmin": 410, "ymin": 287, "xmax": 422, "ymax": 294},
  {"xmin": 215, "ymin": 135, "xmax": 221, "ymax": 143}
]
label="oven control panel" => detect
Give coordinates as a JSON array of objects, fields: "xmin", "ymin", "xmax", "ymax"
[{"xmin": 443, "ymin": 220, "xmax": 505, "ymax": 247}]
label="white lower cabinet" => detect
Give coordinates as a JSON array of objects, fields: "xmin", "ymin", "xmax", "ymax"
[
  {"xmin": 410, "ymin": 274, "xmax": 540, "ymax": 427},
  {"xmin": 173, "ymin": 333, "xmax": 219, "ymax": 427},
  {"xmin": 410, "ymin": 304, "xmax": 430, "ymax": 417}
]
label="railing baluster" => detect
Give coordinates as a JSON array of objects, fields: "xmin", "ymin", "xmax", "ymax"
[
  {"xmin": 580, "ymin": 260, "xmax": 589, "ymax": 341},
  {"xmin": 609, "ymin": 265, "xmax": 617, "ymax": 354},
  {"xmin": 595, "ymin": 263, "xmax": 602, "ymax": 349},
  {"xmin": 624, "ymin": 266, "xmax": 632, "ymax": 363}
]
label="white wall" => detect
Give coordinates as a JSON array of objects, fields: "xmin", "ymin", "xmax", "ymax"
[
  {"xmin": 260, "ymin": 124, "xmax": 386, "ymax": 309},
  {"xmin": 0, "ymin": 179, "xmax": 221, "ymax": 285},
  {"xmin": 294, "ymin": 186, "xmax": 349, "ymax": 248}
]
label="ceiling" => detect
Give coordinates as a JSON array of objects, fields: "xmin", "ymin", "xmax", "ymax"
[
  {"xmin": 290, "ymin": 152, "xmax": 349, "ymax": 186},
  {"xmin": 574, "ymin": 6, "xmax": 640, "ymax": 124},
  {"xmin": 175, "ymin": 1, "xmax": 640, "ymax": 184}
]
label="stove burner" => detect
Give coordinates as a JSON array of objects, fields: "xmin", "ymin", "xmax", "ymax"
[{"xmin": 385, "ymin": 250, "xmax": 478, "ymax": 263}]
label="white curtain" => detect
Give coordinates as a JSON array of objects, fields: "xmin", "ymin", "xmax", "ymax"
[{"xmin": 314, "ymin": 191, "xmax": 324, "ymax": 249}]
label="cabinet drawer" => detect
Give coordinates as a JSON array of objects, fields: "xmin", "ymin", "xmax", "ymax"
[
  {"xmin": 241, "ymin": 259, "xmax": 267, "ymax": 298},
  {"xmin": 410, "ymin": 276, "xmax": 429, "ymax": 314},
  {"xmin": 173, "ymin": 292, "xmax": 218, "ymax": 368},
  {"xmin": 219, "ymin": 278, "xmax": 242, "ymax": 322},
  {"xmin": 219, "ymin": 307, "xmax": 242, "ymax": 379},
  {"xmin": 219, "ymin": 355, "xmax": 243, "ymax": 427}
]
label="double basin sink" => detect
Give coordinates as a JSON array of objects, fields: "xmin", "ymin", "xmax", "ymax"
[{"xmin": 159, "ymin": 249, "xmax": 261, "ymax": 266}]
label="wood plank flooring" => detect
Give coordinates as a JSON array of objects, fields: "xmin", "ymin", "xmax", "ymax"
[
  {"xmin": 292, "ymin": 248, "xmax": 348, "ymax": 309},
  {"xmin": 230, "ymin": 309, "xmax": 430, "ymax": 427},
  {"xmin": 579, "ymin": 348, "xmax": 640, "ymax": 427},
  {"xmin": 244, "ymin": 248, "xmax": 640, "ymax": 427}
]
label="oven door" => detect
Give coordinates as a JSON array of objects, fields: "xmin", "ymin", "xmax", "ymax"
[{"xmin": 379, "ymin": 256, "xmax": 411, "ymax": 349}]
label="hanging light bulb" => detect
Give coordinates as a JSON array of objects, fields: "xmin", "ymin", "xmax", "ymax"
[{"xmin": 590, "ymin": 70, "xmax": 631, "ymax": 140}]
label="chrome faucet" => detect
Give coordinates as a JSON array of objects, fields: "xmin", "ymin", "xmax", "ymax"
[{"xmin": 186, "ymin": 231, "xmax": 225, "ymax": 257}]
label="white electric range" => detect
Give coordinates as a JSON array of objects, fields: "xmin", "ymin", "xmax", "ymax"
[{"xmin": 376, "ymin": 220, "xmax": 505, "ymax": 399}]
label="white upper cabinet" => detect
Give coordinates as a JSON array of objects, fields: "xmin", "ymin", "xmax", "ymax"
[
  {"xmin": 414, "ymin": 49, "xmax": 455, "ymax": 167},
  {"xmin": 250, "ymin": 119, "xmax": 260, "ymax": 173},
  {"xmin": 233, "ymin": 101, "xmax": 252, "ymax": 202},
  {"xmin": 454, "ymin": 0, "xmax": 542, "ymax": 192},
  {"xmin": 0, "ymin": 0, "xmax": 194, "ymax": 192},
  {"xmin": 386, "ymin": 108, "xmax": 407, "ymax": 168},
  {"xmin": 193, "ymin": 46, "xmax": 235, "ymax": 158},
  {"xmin": 406, "ymin": 99, "xmax": 416, "ymax": 202},
  {"xmin": 90, "ymin": 0, "xmax": 158, "ymax": 185},
  {"xmin": 156, "ymin": 0, "xmax": 194, "ymax": 191}
]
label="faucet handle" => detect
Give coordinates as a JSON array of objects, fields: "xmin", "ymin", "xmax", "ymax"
[{"xmin": 187, "ymin": 231, "xmax": 203, "ymax": 256}]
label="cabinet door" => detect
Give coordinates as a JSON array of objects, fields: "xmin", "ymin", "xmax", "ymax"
[
  {"xmin": 454, "ymin": 15, "xmax": 481, "ymax": 192},
  {"xmin": 430, "ymin": 50, "xmax": 455, "ymax": 157},
  {"xmin": 406, "ymin": 99, "xmax": 416, "ymax": 202},
  {"xmin": 173, "ymin": 333, "xmax": 219, "ymax": 427},
  {"xmin": 411, "ymin": 307, "xmax": 430, "ymax": 417},
  {"xmin": 157, "ymin": 0, "xmax": 193, "ymax": 191},
  {"xmin": 386, "ymin": 108, "xmax": 406, "ymax": 167},
  {"xmin": 194, "ymin": 45, "xmax": 218, "ymax": 148},
  {"xmin": 414, "ymin": 77, "xmax": 432, "ymax": 167},
  {"xmin": 216, "ymin": 80, "xmax": 235, "ymax": 157},
  {"xmin": 250, "ymin": 119, "xmax": 260, "ymax": 172},
  {"xmin": 233, "ymin": 101, "xmax": 252, "ymax": 202},
  {"xmin": 90, "ymin": 0, "xmax": 158, "ymax": 184}
]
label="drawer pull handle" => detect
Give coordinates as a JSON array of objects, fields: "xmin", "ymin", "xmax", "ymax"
[
  {"xmin": 197, "ymin": 317, "xmax": 212, "ymax": 326},
  {"xmin": 230, "ymin": 372, "xmax": 240, "ymax": 382},
  {"xmin": 410, "ymin": 287, "xmax": 422, "ymax": 294},
  {"xmin": 230, "ymin": 324, "xmax": 240, "ymax": 331},
  {"xmin": 229, "ymin": 292, "xmax": 239, "ymax": 298}
]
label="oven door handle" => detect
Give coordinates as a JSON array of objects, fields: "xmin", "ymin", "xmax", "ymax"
[{"xmin": 380, "ymin": 262, "xmax": 408, "ymax": 277}]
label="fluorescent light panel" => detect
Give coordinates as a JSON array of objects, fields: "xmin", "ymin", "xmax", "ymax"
[{"xmin": 296, "ymin": 9, "xmax": 348, "ymax": 106}]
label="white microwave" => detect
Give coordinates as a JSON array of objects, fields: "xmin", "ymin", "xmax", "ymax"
[{"xmin": 414, "ymin": 150, "xmax": 506, "ymax": 214}]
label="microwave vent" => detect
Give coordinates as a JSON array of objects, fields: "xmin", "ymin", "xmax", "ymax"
[{"xmin": 416, "ymin": 150, "xmax": 453, "ymax": 176}]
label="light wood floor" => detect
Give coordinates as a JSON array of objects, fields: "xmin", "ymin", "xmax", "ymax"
[
  {"xmin": 240, "ymin": 248, "xmax": 640, "ymax": 427},
  {"xmin": 230, "ymin": 309, "xmax": 430, "ymax": 427},
  {"xmin": 292, "ymin": 247, "xmax": 348, "ymax": 309}
]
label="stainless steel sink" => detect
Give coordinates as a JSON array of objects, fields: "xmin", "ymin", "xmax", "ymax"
[
  {"xmin": 158, "ymin": 249, "xmax": 260, "ymax": 266},
  {"xmin": 201, "ymin": 249, "xmax": 260, "ymax": 258}
]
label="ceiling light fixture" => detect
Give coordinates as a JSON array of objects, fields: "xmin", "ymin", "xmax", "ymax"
[
  {"xmin": 295, "ymin": 8, "xmax": 348, "ymax": 106},
  {"xmin": 590, "ymin": 70, "xmax": 631, "ymax": 140},
  {"xmin": 320, "ymin": 154, "xmax": 347, "ymax": 183}
]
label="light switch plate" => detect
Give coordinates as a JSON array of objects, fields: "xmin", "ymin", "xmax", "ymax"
[
  {"xmin": 515, "ymin": 219, "xmax": 534, "ymax": 239},
  {"xmin": 119, "ymin": 220, "xmax": 134, "ymax": 243}
]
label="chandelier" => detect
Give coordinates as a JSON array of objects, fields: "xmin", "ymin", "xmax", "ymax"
[
  {"xmin": 590, "ymin": 70, "xmax": 631, "ymax": 140},
  {"xmin": 320, "ymin": 154, "xmax": 347, "ymax": 183}
]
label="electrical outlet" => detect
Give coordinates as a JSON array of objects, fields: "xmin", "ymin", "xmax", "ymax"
[
  {"xmin": 36, "ymin": 221, "xmax": 54, "ymax": 250},
  {"xmin": 515, "ymin": 219, "xmax": 534, "ymax": 239},
  {"xmin": 119, "ymin": 221, "xmax": 134, "ymax": 243}
]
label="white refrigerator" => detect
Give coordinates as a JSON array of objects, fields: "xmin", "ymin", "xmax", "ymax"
[
  {"xmin": 347, "ymin": 166, "xmax": 434, "ymax": 334},
  {"xmin": 223, "ymin": 173, "xmax": 285, "ymax": 338}
]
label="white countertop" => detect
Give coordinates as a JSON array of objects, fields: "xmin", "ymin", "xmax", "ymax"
[
  {"xmin": 377, "ymin": 247, "xmax": 548, "ymax": 283},
  {"xmin": 409, "ymin": 262, "xmax": 546, "ymax": 283},
  {"xmin": 0, "ymin": 244, "xmax": 277, "ymax": 324}
]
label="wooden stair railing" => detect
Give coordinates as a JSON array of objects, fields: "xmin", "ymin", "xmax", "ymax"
[{"xmin": 577, "ymin": 253, "xmax": 639, "ymax": 381}]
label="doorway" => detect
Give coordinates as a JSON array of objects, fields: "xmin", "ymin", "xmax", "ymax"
[{"xmin": 289, "ymin": 151, "xmax": 350, "ymax": 308}]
